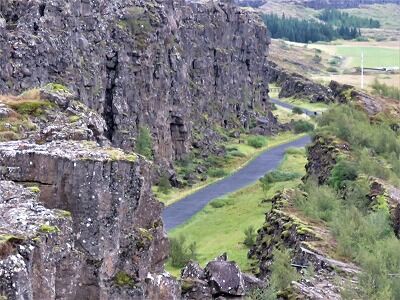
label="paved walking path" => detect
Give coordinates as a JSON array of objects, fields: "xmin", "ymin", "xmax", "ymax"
[{"xmin": 163, "ymin": 135, "xmax": 311, "ymax": 230}]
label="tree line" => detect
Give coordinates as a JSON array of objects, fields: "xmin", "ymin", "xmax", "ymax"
[
  {"xmin": 317, "ymin": 9, "xmax": 380, "ymax": 29},
  {"xmin": 262, "ymin": 13, "xmax": 361, "ymax": 43}
]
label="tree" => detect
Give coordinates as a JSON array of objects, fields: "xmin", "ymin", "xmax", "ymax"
[{"xmin": 136, "ymin": 126, "xmax": 153, "ymax": 159}]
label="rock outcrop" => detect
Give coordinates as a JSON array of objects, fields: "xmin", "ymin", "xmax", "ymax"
[
  {"xmin": 304, "ymin": 135, "xmax": 350, "ymax": 184},
  {"xmin": 181, "ymin": 254, "xmax": 264, "ymax": 299},
  {"xmin": 268, "ymin": 62, "xmax": 336, "ymax": 103},
  {"xmin": 0, "ymin": 140, "xmax": 180, "ymax": 299},
  {"xmin": 249, "ymin": 189, "xmax": 360, "ymax": 299},
  {"xmin": 0, "ymin": 0, "xmax": 274, "ymax": 167},
  {"xmin": 0, "ymin": 181, "xmax": 81, "ymax": 300},
  {"xmin": 369, "ymin": 179, "xmax": 400, "ymax": 238}
]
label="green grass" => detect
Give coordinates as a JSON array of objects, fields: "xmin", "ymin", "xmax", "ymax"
[
  {"xmin": 166, "ymin": 148, "xmax": 307, "ymax": 277},
  {"xmin": 336, "ymin": 46, "xmax": 400, "ymax": 68},
  {"xmin": 280, "ymin": 98, "xmax": 330, "ymax": 112},
  {"xmin": 273, "ymin": 106, "xmax": 311, "ymax": 123},
  {"xmin": 155, "ymin": 132, "xmax": 306, "ymax": 206}
]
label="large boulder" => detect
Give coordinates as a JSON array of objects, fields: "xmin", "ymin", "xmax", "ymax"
[{"xmin": 181, "ymin": 254, "xmax": 264, "ymax": 299}]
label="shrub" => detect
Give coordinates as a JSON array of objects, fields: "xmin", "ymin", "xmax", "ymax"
[
  {"xmin": 370, "ymin": 78, "xmax": 400, "ymax": 100},
  {"xmin": 326, "ymin": 66, "xmax": 338, "ymax": 73},
  {"xmin": 247, "ymin": 136, "xmax": 267, "ymax": 148},
  {"xmin": 243, "ymin": 226, "xmax": 257, "ymax": 247},
  {"xmin": 209, "ymin": 197, "xmax": 234, "ymax": 208},
  {"xmin": 158, "ymin": 174, "xmax": 171, "ymax": 194},
  {"xmin": 269, "ymin": 248, "xmax": 300, "ymax": 290},
  {"xmin": 329, "ymin": 160, "xmax": 358, "ymax": 189},
  {"xmin": 229, "ymin": 150, "xmax": 246, "ymax": 157},
  {"xmin": 136, "ymin": 126, "xmax": 153, "ymax": 159},
  {"xmin": 169, "ymin": 235, "xmax": 198, "ymax": 268},
  {"xmin": 208, "ymin": 168, "xmax": 228, "ymax": 178},
  {"xmin": 292, "ymin": 106, "xmax": 303, "ymax": 114},
  {"xmin": 317, "ymin": 105, "xmax": 400, "ymax": 159},
  {"xmin": 295, "ymin": 181, "xmax": 340, "ymax": 222},
  {"xmin": 312, "ymin": 54, "xmax": 322, "ymax": 63},
  {"xmin": 260, "ymin": 170, "xmax": 301, "ymax": 194},
  {"xmin": 285, "ymin": 147, "xmax": 305, "ymax": 155},
  {"xmin": 271, "ymin": 103, "xmax": 278, "ymax": 111},
  {"xmin": 293, "ymin": 120, "xmax": 314, "ymax": 133}
]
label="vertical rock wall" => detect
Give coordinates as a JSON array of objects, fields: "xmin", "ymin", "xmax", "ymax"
[
  {"xmin": 0, "ymin": 141, "xmax": 179, "ymax": 299},
  {"xmin": 0, "ymin": 0, "xmax": 272, "ymax": 166}
]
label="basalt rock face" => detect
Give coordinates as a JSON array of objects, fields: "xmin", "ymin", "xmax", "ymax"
[
  {"xmin": 304, "ymin": 135, "xmax": 350, "ymax": 184},
  {"xmin": 0, "ymin": 181, "xmax": 81, "ymax": 300},
  {"xmin": 0, "ymin": 141, "xmax": 180, "ymax": 299},
  {"xmin": 0, "ymin": 0, "xmax": 273, "ymax": 166},
  {"xmin": 268, "ymin": 62, "xmax": 335, "ymax": 103}
]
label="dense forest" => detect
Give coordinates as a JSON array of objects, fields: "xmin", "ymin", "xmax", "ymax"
[
  {"xmin": 318, "ymin": 9, "xmax": 381, "ymax": 28},
  {"xmin": 262, "ymin": 13, "xmax": 360, "ymax": 43}
]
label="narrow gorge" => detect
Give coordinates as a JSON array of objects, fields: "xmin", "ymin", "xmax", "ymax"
[{"xmin": 0, "ymin": 0, "xmax": 277, "ymax": 298}]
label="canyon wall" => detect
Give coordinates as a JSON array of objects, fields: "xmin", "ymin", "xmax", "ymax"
[
  {"xmin": 0, "ymin": 0, "xmax": 273, "ymax": 298},
  {"xmin": 0, "ymin": 0, "xmax": 274, "ymax": 167}
]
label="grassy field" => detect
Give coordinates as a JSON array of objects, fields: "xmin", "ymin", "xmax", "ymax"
[
  {"xmin": 166, "ymin": 148, "xmax": 307, "ymax": 276},
  {"xmin": 336, "ymin": 46, "xmax": 400, "ymax": 68},
  {"xmin": 154, "ymin": 131, "xmax": 306, "ymax": 206}
]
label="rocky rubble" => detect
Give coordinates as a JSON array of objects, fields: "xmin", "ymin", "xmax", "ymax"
[
  {"xmin": 181, "ymin": 254, "xmax": 264, "ymax": 299},
  {"xmin": 0, "ymin": 140, "xmax": 180, "ymax": 299}
]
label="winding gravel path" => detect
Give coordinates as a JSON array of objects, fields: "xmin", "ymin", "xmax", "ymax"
[{"xmin": 163, "ymin": 135, "xmax": 311, "ymax": 231}]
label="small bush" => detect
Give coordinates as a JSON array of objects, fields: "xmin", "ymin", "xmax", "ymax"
[
  {"xmin": 248, "ymin": 136, "xmax": 267, "ymax": 148},
  {"xmin": 136, "ymin": 126, "xmax": 153, "ymax": 159},
  {"xmin": 158, "ymin": 174, "xmax": 171, "ymax": 194},
  {"xmin": 243, "ymin": 226, "xmax": 257, "ymax": 247},
  {"xmin": 229, "ymin": 150, "xmax": 246, "ymax": 157},
  {"xmin": 285, "ymin": 147, "xmax": 305, "ymax": 155},
  {"xmin": 370, "ymin": 78, "xmax": 400, "ymax": 100},
  {"xmin": 271, "ymin": 103, "xmax": 278, "ymax": 111},
  {"xmin": 292, "ymin": 106, "xmax": 303, "ymax": 114},
  {"xmin": 293, "ymin": 120, "xmax": 314, "ymax": 133},
  {"xmin": 208, "ymin": 168, "xmax": 228, "ymax": 178},
  {"xmin": 260, "ymin": 170, "xmax": 301, "ymax": 193},
  {"xmin": 295, "ymin": 181, "xmax": 341, "ymax": 222},
  {"xmin": 210, "ymin": 197, "xmax": 234, "ymax": 208},
  {"xmin": 326, "ymin": 66, "xmax": 338, "ymax": 73},
  {"xmin": 329, "ymin": 160, "xmax": 358, "ymax": 189},
  {"xmin": 169, "ymin": 235, "xmax": 198, "ymax": 268},
  {"xmin": 269, "ymin": 248, "xmax": 300, "ymax": 290},
  {"xmin": 312, "ymin": 54, "xmax": 322, "ymax": 63}
]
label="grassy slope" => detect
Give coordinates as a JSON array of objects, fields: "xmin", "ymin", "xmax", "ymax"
[
  {"xmin": 166, "ymin": 149, "xmax": 307, "ymax": 276},
  {"xmin": 155, "ymin": 131, "xmax": 305, "ymax": 206},
  {"xmin": 342, "ymin": 4, "xmax": 400, "ymax": 30}
]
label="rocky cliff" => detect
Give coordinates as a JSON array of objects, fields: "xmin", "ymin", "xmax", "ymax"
[
  {"xmin": 0, "ymin": 0, "xmax": 274, "ymax": 168},
  {"xmin": 0, "ymin": 1, "xmax": 273, "ymax": 298}
]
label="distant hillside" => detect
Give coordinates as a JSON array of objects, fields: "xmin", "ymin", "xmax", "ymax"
[{"xmin": 238, "ymin": 0, "xmax": 400, "ymax": 9}]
